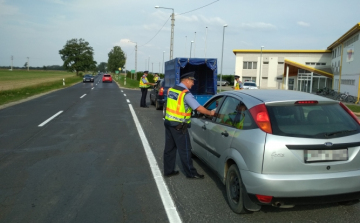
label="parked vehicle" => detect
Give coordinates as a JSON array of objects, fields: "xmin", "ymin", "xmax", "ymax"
[
  {"xmin": 217, "ymin": 79, "xmax": 230, "ymax": 86},
  {"xmin": 102, "ymin": 74, "xmax": 112, "ymax": 83},
  {"xmin": 189, "ymin": 89, "xmax": 360, "ymax": 214},
  {"xmin": 149, "ymin": 79, "xmax": 165, "ymax": 110},
  {"xmin": 162, "ymin": 58, "xmax": 218, "ymax": 116},
  {"xmin": 243, "ymin": 81, "xmax": 258, "ymax": 89},
  {"xmin": 83, "ymin": 74, "xmax": 94, "ymax": 82}
]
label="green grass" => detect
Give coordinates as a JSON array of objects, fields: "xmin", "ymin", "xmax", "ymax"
[
  {"xmin": 114, "ymin": 75, "xmax": 140, "ymax": 89},
  {"xmin": 346, "ymin": 104, "xmax": 360, "ymax": 113},
  {"xmin": 0, "ymin": 75, "xmax": 82, "ymax": 106}
]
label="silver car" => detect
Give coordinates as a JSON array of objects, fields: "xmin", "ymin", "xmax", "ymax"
[{"xmin": 189, "ymin": 89, "xmax": 360, "ymax": 213}]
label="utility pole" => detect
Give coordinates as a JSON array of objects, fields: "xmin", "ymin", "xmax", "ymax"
[
  {"xmin": 152, "ymin": 62, "xmax": 153, "ymax": 74},
  {"xmin": 159, "ymin": 62, "xmax": 160, "ymax": 73},
  {"xmin": 11, "ymin": 56, "xmax": 13, "ymax": 71},
  {"xmin": 27, "ymin": 57, "xmax": 29, "ymax": 71},
  {"xmin": 194, "ymin": 32, "xmax": 197, "ymax": 57},
  {"xmin": 170, "ymin": 10, "xmax": 175, "ymax": 60}
]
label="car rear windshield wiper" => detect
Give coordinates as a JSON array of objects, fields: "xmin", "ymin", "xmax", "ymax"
[{"xmin": 325, "ymin": 129, "xmax": 357, "ymax": 137}]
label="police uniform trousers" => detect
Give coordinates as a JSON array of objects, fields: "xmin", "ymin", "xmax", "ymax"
[
  {"xmin": 140, "ymin": 87, "xmax": 148, "ymax": 107},
  {"xmin": 163, "ymin": 123, "xmax": 198, "ymax": 177}
]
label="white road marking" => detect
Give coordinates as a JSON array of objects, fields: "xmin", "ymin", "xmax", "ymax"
[
  {"xmin": 124, "ymin": 94, "xmax": 127, "ymax": 96},
  {"xmin": 80, "ymin": 94, "xmax": 86, "ymax": 98},
  {"xmin": 128, "ymin": 104, "xmax": 181, "ymax": 223},
  {"xmin": 91, "ymin": 87, "xmax": 94, "ymax": 90},
  {"xmin": 38, "ymin": 111, "xmax": 63, "ymax": 127},
  {"xmin": 121, "ymin": 90, "xmax": 123, "ymax": 92},
  {"xmin": 126, "ymin": 99, "xmax": 130, "ymax": 103}
]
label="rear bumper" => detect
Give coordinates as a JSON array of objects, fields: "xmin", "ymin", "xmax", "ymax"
[{"xmin": 241, "ymin": 169, "xmax": 360, "ymax": 198}]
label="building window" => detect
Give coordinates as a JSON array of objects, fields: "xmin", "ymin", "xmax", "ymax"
[
  {"xmin": 262, "ymin": 77, "xmax": 268, "ymax": 79},
  {"xmin": 321, "ymin": 63, "xmax": 326, "ymax": 65},
  {"xmin": 310, "ymin": 62, "xmax": 315, "ymax": 65},
  {"xmin": 341, "ymin": 79, "xmax": 355, "ymax": 85},
  {"xmin": 276, "ymin": 77, "xmax": 283, "ymax": 80},
  {"xmin": 306, "ymin": 62, "xmax": 311, "ymax": 65},
  {"xmin": 243, "ymin": 61, "xmax": 257, "ymax": 69},
  {"xmin": 278, "ymin": 62, "xmax": 284, "ymax": 64},
  {"xmin": 263, "ymin": 62, "xmax": 269, "ymax": 64}
]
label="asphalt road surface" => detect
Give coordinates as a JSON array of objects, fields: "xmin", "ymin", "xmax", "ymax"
[{"xmin": 1, "ymin": 77, "xmax": 360, "ymax": 223}]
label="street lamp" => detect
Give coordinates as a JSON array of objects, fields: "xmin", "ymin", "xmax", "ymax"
[
  {"xmin": 155, "ymin": 6, "xmax": 175, "ymax": 60},
  {"xmin": 190, "ymin": 41, "xmax": 194, "ymax": 58},
  {"xmin": 204, "ymin": 27, "xmax": 208, "ymax": 59},
  {"xmin": 129, "ymin": 40, "xmax": 137, "ymax": 79},
  {"xmin": 185, "ymin": 36, "xmax": 187, "ymax": 57},
  {"xmin": 259, "ymin": 46, "xmax": 264, "ymax": 89},
  {"xmin": 148, "ymin": 56, "xmax": 150, "ymax": 71},
  {"xmin": 193, "ymin": 32, "xmax": 197, "ymax": 57},
  {"xmin": 163, "ymin": 51, "xmax": 165, "ymax": 74},
  {"xmin": 220, "ymin": 24, "xmax": 228, "ymax": 92}
]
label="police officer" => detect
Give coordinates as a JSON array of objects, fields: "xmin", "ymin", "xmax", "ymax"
[
  {"xmin": 154, "ymin": 73, "xmax": 159, "ymax": 83},
  {"xmin": 233, "ymin": 75, "xmax": 243, "ymax": 90},
  {"xmin": 163, "ymin": 72, "xmax": 215, "ymax": 179},
  {"xmin": 139, "ymin": 71, "xmax": 155, "ymax": 108}
]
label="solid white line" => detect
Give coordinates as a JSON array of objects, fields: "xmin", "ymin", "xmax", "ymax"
[
  {"xmin": 126, "ymin": 99, "xmax": 130, "ymax": 103},
  {"xmin": 38, "ymin": 111, "xmax": 63, "ymax": 127},
  {"xmin": 121, "ymin": 90, "xmax": 123, "ymax": 92},
  {"xmin": 128, "ymin": 104, "xmax": 182, "ymax": 223},
  {"xmin": 124, "ymin": 94, "xmax": 127, "ymax": 96},
  {"xmin": 80, "ymin": 94, "xmax": 86, "ymax": 98},
  {"xmin": 91, "ymin": 87, "xmax": 94, "ymax": 90}
]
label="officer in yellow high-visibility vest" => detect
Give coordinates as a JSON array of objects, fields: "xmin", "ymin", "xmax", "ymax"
[
  {"xmin": 139, "ymin": 71, "xmax": 155, "ymax": 108},
  {"xmin": 154, "ymin": 73, "xmax": 159, "ymax": 83},
  {"xmin": 233, "ymin": 75, "xmax": 243, "ymax": 90},
  {"xmin": 163, "ymin": 72, "xmax": 215, "ymax": 179}
]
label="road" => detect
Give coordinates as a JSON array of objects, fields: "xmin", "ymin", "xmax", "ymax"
[{"xmin": 1, "ymin": 78, "xmax": 360, "ymax": 223}]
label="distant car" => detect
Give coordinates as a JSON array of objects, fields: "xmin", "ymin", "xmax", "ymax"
[
  {"xmin": 189, "ymin": 90, "xmax": 360, "ymax": 214},
  {"xmin": 83, "ymin": 74, "xmax": 94, "ymax": 82},
  {"xmin": 243, "ymin": 81, "xmax": 258, "ymax": 89},
  {"xmin": 149, "ymin": 79, "xmax": 165, "ymax": 110},
  {"xmin": 102, "ymin": 74, "xmax": 112, "ymax": 83},
  {"xmin": 217, "ymin": 79, "xmax": 230, "ymax": 86}
]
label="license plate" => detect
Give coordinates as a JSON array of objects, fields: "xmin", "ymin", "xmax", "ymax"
[{"xmin": 304, "ymin": 149, "xmax": 348, "ymax": 163}]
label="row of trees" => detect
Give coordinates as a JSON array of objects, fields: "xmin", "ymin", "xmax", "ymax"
[{"xmin": 58, "ymin": 38, "xmax": 126, "ymax": 75}]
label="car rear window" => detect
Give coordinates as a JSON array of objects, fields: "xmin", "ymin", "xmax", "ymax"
[
  {"xmin": 244, "ymin": 82, "xmax": 256, "ymax": 86},
  {"xmin": 267, "ymin": 103, "xmax": 360, "ymax": 139},
  {"xmin": 104, "ymin": 75, "xmax": 110, "ymax": 77}
]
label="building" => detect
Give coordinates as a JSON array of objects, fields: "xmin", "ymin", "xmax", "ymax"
[{"xmin": 233, "ymin": 23, "xmax": 360, "ymax": 102}]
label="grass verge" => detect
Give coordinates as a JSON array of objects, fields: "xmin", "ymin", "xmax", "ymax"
[
  {"xmin": 0, "ymin": 76, "xmax": 82, "ymax": 106},
  {"xmin": 346, "ymin": 104, "xmax": 360, "ymax": 113},
  {"xmin": 114, "ymin": 75, "xmax": 140, "ymax": 89}
]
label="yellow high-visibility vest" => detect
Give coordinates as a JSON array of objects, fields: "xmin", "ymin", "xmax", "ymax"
[
  {"xmin": 154, "ymin": 76, "xmax": 159, "ymax": 82},
  {"xmin": 234, "ymin": 82, "xmax": 240, "ymax": 90},
  {"xmin": 165, "ymin": 86, "xmax": 192, "ymax": 124},
  {"xmin": 139, "ymin": 76, "xmax": 150, "ymax": 88}
]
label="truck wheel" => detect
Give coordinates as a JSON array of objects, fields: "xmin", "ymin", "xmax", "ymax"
[
  {"xmin": 226, "ymin": 164, "xmax": 247, "ymax": 214},
  {"xmin": 162, "ymin": 102, "xmax": 166, "ymax": 118}
]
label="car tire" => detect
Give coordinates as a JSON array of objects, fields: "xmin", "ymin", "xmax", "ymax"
[
  {"xmin": 226, "ymin": 164, "xmax": 248, "ymax": 214},
  {"xmin": 150, "ymin": 95, "xmax": 155, "ymax": 105},
  {"xmin": 225, "ymin": 83, "xmax": 228, "ymax": 86},
  {"xmin": 155, "ymin": 99, "xmax": 162, "ymax": 110}
]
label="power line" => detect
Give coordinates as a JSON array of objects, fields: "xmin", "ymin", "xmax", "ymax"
[
  {"xmin": 139, "ymin": 15, "xmax": 171, "ymax": 47},
  {"xmin": 139, "ymin": 0, "xmax": 219, "ymax": 47},
  {"xmin": 177, "ymin": 0, "xmax": 219, "ymax": 16}
]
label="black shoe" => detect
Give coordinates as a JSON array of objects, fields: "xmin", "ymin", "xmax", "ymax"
[
  {"xmin": 164, "ymin": 170, "xmax": 179, "ymax": 177},
  {"xmin": 187, "ymin": 173, "xmax": 204, "ymax": 179},
  {"xmin": 144, "ymin": 106, "xmax": 149, "ymax": 108}
]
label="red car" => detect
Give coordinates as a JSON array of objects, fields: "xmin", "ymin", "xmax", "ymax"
[{"xmin": 102, "ymin": 74, "xmax": 113, "ymax": 83}]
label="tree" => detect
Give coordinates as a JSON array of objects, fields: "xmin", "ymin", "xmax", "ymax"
[
  {"xmin": 59, "ymin": 38, "xmax": 97, "ymax": 76},
  {"xmin": 107, "ymin": 46, "xmax": 125, "ymax": 73},
  {"xmin": 97, "ymin": 62, "xmax": 108, "ymax": 72}
]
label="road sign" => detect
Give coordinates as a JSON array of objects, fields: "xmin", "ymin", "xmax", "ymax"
[
  {"xmin": 131, "ymin": 70, "xmax": 135, "ymax": 74},
  {"xmin": 115, "ymin": 71, "xmax": 119, "ymax": 74}
]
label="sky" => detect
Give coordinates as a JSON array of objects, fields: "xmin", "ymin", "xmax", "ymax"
[{"xmin": 0, "ymin": 0, "xmax": 359, "ymax": 74}]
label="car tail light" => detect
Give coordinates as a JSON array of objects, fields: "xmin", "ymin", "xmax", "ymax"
[
  {"xmin": 249, "ymin": 104, "xmax": 272, "ymax": 134},
  {"xmin": 295, "ymin": 100, "xmax": 318, "ymax": 105},
  {"xmin": 159, "ymin": 87, "xmax": 164, "ymax": 96},
  {"xmin": 256, "ymin": 194, "xmax": 273, "ymax": 203},
  {"xmin": 339, "ymin": 102, "xmax": 360, "ymax": 125}
]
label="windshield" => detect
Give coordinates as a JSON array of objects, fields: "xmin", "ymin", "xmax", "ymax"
[
  {"xmin": 267, "ymin": 104, "xmax": 360, "ymax": 139},
  {"xmin": 244, "ymin": 82, "xmax": 256, "ymax": 86},
  {"xmin": 84, "ymin": 75, "xmax": 92, "ymax": 77}
]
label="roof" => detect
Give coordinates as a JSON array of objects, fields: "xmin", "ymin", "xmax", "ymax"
[
  {"xmin": 328, "ymin": 23, "xmax": 360, "ymax": 50},
  {"xmin": 284, "ymin": 59, "xmax": 334, "ymax": 78},
  {"xmin": 224, "ymin": 89, "xmax": 334, "ymax": 104},
  {"xmin": 232, "ymin": 50, "xmax": 331, "ymax": 55}
]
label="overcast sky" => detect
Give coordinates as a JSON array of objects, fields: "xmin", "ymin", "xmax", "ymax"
[{"xmin": 0, "ymin": 0, "xmax": 359, "ymax": 74}]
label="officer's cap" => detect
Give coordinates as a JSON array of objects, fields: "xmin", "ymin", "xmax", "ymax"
[
  {"xmin": 144, "ymin": 70, "xmax": 148, "ymax": 74},
  {"xmin": 234, "ymin": 75, "xmax": 240, "ymax": 79},
  {"xmin": 181, "ymin": 72, "xmax": 196, "ymax": 80}
]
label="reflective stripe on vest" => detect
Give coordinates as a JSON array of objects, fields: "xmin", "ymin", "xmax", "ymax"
[
  {"xmin": 139, "ymin": 76, "xmax": 150, "ymax": 88},
  {"xmin": 165, "ymin": 87, "xmax": 192, "ymax": 123}
]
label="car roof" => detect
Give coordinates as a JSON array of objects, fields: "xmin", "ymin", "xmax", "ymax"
[{"xmin": 219, "ymin": 90, "xmax": 335, "ymax": 106}]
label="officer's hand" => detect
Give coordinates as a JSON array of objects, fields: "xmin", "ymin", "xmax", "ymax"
[{"xmin": 209, "ymin": 110, "xmax": 215, "ymax": 116}]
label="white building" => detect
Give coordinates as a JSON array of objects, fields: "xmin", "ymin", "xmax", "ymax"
[{"xmin": 233, "ymin": 23, "xmax": 360, "ymax": 103}]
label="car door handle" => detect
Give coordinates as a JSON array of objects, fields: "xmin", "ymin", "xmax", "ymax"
[{"xmin": 221, "ymin": 131, "xmax": 229, "ymax": 137}]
